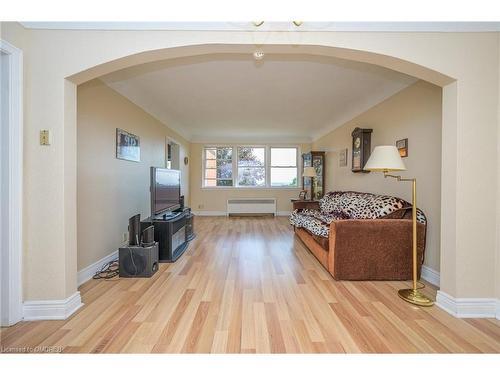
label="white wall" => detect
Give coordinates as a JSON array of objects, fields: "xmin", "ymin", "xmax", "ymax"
[
  {"xmin": 77, "ymin": 79, "xmax": 190, "ymax": 271},
  {"xmin": 313, "ymin": 81, "xmax": 442, "ymax": 271},
  {"xmin": 0, "ymin": 22, "xmax": 499, "ymax": 304}
]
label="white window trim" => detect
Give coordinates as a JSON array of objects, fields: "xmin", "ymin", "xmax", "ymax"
[
  {"xmin": 202, "ymin": 145, "xmax": 301, "ymax": 189},
  {"xmin": 203, "ymin": 146, "xmax": 234, "ymax": 187},
  {"xmin": 269, "ymin": 146, "xmax": 300, "ymax": 188}
]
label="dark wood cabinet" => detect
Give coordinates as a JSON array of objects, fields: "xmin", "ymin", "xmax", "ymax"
[
  {"xmin": 291, "ymin": 199, "xmax": 320, "ymax": 211},
  {"xmin": 302, "ymin": 151, "xmax": 326, "ymax": 200}
]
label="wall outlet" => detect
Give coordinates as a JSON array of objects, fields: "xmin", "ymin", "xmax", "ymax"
[
  {"xmin": 123, "ymin": 232, "xmax": 129, "ymax": 243},
  {"xmin": 40, "ymin": 130, "xmax": 51, "ymax": 145}
]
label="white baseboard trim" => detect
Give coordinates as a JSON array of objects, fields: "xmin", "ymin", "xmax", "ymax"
[
  {"xmin": 277, "ymin": 211, "xmax": 292, "ymax": 216},
  {"xmin": 421, "ymin": 265, "xmax": 440, "ymax": 287},
  {"xmin": 436, "ymin": 291, "xmax": 499, "ymax": 319},
  {"xmin": 77, "ymin": 250, "xmax": 118, "ymax": 286},
  {"xmin": 23, "ymin": 291, "xmax": 83, "ymax": 321},
  {"xmin": 192, "ymin": 210, "xmax": 227, "ymax": 216}
]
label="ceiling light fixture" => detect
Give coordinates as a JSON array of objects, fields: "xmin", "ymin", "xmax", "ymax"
[
  {"xmin": 251, "ymin": 22, "xmax": 302, "ymax": 61},
  {"xmin": 253, "ymin": 50, "xmax": 265, "ymax": 60}
]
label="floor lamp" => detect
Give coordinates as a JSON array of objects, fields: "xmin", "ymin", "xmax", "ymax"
[
  {"xmin": 303, "ymin": 167, "xmax": 317, "ymax": 201},
  {"xmin": 364, "ymin": 146, "xmax": 433, "ymax": 307}
]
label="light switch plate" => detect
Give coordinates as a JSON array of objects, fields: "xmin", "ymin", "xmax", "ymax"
[{"xmin": 40, "ymin": 130, "xmax": 51, "ymax": 145}]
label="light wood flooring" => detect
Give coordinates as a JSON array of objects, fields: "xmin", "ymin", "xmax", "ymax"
[{"xmin": 1, "ymin": 216, "xmax": 500, "ymax": 353}]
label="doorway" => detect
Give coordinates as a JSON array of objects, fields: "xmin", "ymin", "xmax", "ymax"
[
  {"xmin": 0, "ymin": 40, "xmax": 23, "ymax": 326},
  {"xmin": 167, "ymin": 139, "xmax": 180, "ymax": 170}
]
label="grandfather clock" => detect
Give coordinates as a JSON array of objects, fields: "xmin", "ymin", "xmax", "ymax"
[
  {"xmin": 302, "ymin": 151, "xmax": 326, "ymax": 200},
  {"xmin": 351, "ymin": 127, "xmax": 373, "ymax": 173}
]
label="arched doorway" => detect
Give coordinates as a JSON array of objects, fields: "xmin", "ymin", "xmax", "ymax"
[{"xmin": 63, "ymin": 43, "xmax": 456, "ymax": 317}]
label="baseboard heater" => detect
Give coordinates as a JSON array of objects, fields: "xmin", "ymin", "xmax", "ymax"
[{"xmin": 227, "ymin": 198, "xmax": 277, "ymax": 216}]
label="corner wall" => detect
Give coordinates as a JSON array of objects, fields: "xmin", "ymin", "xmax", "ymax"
[
  {"xmin": 312, "ymin": 81, "xmax": 442, "ymax": 272},
  {"xmin": 77, "ymin": 79, "xmax": 190, "ymax": 271}
]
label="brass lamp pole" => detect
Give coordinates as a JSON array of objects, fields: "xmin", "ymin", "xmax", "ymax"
[{"xmin": 364, "ymin": 146, "xmax": 433, "ymax": 307}]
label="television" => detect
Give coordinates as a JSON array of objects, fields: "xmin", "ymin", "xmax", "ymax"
[{"xmin": 150, "ymin": 167, "xmax": 181, "ymax": 217}]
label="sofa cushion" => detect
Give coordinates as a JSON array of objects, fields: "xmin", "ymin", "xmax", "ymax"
[
  {"xmin": 318, "ymin": 191, "xmax": 426, "ymax": 224},
  {"xmin": 337, "ymin": 191, "xmax": 407, "ymax": 219},
  {"xmin": 289, "ymin": 209, "xmax": 347, "ymax": 238}
]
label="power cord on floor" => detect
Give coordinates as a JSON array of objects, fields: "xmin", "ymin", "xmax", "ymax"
[{"xmin": 92, "ymin": 259, "xmax": 119, "ymax": 280}]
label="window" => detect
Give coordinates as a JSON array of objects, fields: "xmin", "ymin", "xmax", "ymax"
[
  {"xmin": 202, "ymin": 145, "xmax": 298, "ymax": 188},
  {"xmin": 237, "ymin": 147, "xmax": 265, "ymax": 187},
  {"xmin": 270, "ymin": 147, "xmax": 298, "ymax": 187},
  {"xmin": 204, "ymin": 147, "xmax": 233, "ymax": 187}
]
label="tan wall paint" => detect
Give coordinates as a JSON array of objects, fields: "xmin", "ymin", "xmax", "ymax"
[
  {"xmin": 312, "ymin": 81, "xmax": 442, "ymax": 271},
  {"xmin": 1, "ymin": 21, "xmax": 499, "ymax": 301},
  {"xmin": 189, "ymin": 143, "xmax": 310, "ymax": 214},
  {"xmin": 77, "ymin": 80, "xmax": 190, "ymax": 271}
]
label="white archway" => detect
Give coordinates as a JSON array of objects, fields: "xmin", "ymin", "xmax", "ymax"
[
  {"xmin": 7, "ymin": 27, "xmax": 495, "ymax": 319},
  {"xmin": 66, "ymin": 43, "xmax": 457, "ymax": 313}
]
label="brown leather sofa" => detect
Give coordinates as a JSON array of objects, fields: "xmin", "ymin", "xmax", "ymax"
[{"xmin": 290, "ymin": 191, "xmax": 426, "ymax": 281}]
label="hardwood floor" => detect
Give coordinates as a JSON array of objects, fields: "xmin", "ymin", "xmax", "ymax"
[{"xmin": 1, "ymin": 216, "xmax": 500, "ymax": 353}]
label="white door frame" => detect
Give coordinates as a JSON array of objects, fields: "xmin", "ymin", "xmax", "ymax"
[{"xmin": 0, "ymin": 39, "xmax": 23, "ymax": 326}]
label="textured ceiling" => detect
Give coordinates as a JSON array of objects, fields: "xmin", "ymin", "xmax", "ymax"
[{"xmin": 100, "ymin": 54, "xmax": 417, "ymax": 143}]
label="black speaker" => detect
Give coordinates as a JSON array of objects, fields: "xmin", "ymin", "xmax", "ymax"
[
  {"xmin": 179, "ymin": 195, "xmax": 185, "ymax": 209},
  {"xmin": 128, "ymin": 214, "xmax": 141, "ymax": 246},
  {"xmin": 142, "ymin": 225, "xmax": 155, "ymax": 246},
  {"xmin": 119, "ymin": 243, "xmax": 159, "ymax": 278}
]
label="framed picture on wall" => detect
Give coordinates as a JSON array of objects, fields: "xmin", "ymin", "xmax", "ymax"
[
  {"xmin": 396, "ymin": 138, "xmax": 408, "ymax": 158},
  {"xmin": 116, "ymin": 128, "xmax": 140, "ymax": 162},
  {"xmin": 339, "ymin": 148, "xmax": 348, "ymax": 167}
]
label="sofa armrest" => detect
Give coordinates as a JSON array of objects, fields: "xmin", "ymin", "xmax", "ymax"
[{"xmin": 327, "ymin": 219, "xmax": 426, "ymax": 280}]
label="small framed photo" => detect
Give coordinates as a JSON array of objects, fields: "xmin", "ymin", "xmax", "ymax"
[
  {"xmin": 116, "ymin": 128, "xmax": 140, "ymax": 162},
  {"xmin": 299, "ymin": 190, "xmax": 308, "ymax": 200},
  {"xmin": 339, "ymin": 148, "xmax": 348, "ymax": 167},
  {"xmin": 396, "ymin": 138, "xmax": 408, "ymax": 158}
]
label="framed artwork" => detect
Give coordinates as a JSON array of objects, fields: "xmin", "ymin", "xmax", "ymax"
[
  {"xmin": 339, "ymin": 148, "xmax": 348, "ymax": 167},
  {"xmin": 396, "ymin": 138, "xmax": 408, "ymax": 158},
  {"xmin": 116, "ymin": 128, "xmax": 140, "ymax": 162},
  {"xmin": 299, "ymin": 190, "xmax": 307, "ymax": 200}
]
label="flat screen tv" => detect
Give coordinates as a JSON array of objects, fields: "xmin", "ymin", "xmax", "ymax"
[{"xmin": 150, "ymin": 167, "xmax": 181, "ymax": 217}]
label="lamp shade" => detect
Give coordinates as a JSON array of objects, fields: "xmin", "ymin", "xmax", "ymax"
[
  {"xmin": 363, "ymin": 145, "xmax": 407, "ymax": 172},
  {"xmin": 303, "ymin": 166, "xmax": 317, "ymax": 177}
]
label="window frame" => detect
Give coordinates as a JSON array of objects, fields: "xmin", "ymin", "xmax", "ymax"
[
  {"xmin": 202, "ymin": 145, "xmax": 301, "ymax": 189},
  {"xmin": 203, "ymin": 146, "xmax": 234, "ymax": 188},
  {"xmin": 269, "ymin": 146, "xmax": 299, "ymax": 188},
  {"xmin": 236, "ymin": 146, "xmax": 267, "ymax": 188}
]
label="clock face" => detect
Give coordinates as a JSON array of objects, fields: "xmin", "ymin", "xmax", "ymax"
[{"xmin": 354, "ymin": 137, "xmax": 361, "ymax": 149}]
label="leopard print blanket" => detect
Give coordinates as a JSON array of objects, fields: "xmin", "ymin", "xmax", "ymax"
[{"xmin": 289, "ymin": 191, "xmax": 427, "ymax": 238}]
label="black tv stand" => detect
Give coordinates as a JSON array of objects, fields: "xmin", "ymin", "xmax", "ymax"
[
  {"xmin": 141, "ymin": 207, "xmax": 195, "ymax": 262},
  {"xmin": 161, "ymin": 212, "xmax": 180, "ymax": 220}
]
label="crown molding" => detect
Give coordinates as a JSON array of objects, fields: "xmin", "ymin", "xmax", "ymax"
[
  {"xmin": 20, "ymin": 22, "xmax": 500, "ymax": 32},
  {"xmin": 190, "ymin": 135, "xmax": 312, "ymax": 144},
  {"xmin": 311, "ymin": 81, "xmax": 415, "ymax": 142}
]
